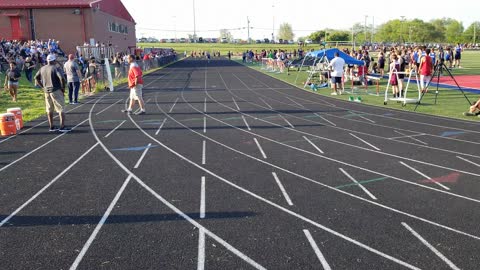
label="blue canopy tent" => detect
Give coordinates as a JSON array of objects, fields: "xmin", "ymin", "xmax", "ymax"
[{"xmin": 295, "ymin": 48, "xmax": 365, "ymax": 87}]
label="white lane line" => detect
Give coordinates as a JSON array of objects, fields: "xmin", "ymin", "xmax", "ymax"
[
  {"xmin": 92, "ymin": 98, "xmax": 267, "ymax": 270},
  {"xmin": 253, "ymin": 138, "xmax": 267, "ymax": 159},
  {"xmin": 393, "ymin": 130, "xmax": 428, "ymax": 145},
  {"xmin": 401, "ymin": 222, "xmax": 460, "ymax": 270},
  {"xmin": 104, "ymin": 120, "xmax": 126, "ymax": 138},
  {"xmin": 202, "ymin": 140, "xmax": 206, "ymax": 165},
  {"xmin": 0, "ymin": 143, "xmax": 99, "ymax": 227},
  {"xmin": 169, "ymin": 97, "xmax": 179, "ymax": 113},
  {"xmin": 303, "ymin": 136, "xmax": 324, "ymax": 154},
  {"xmin": 164, "ymin": 95, "xmax": 480, "ymax": 241},
  {"xmin": 339, "ymin": 168, "xmax": 378, "ymax": 200},
  {"xmin": 241, "ymin": 115, "xmax": 251, "ymax": 131},
  {"xmin": 200, "ymin": 176, "xmax": 206, "ymax": 219},
  {"xmin": 456, "ymin": 156, "xmax": 480, "ymax": 168},
  {"xmin": 134, "ymin": 143, "xmax": 152, "ymax": 169},
  {"xmin": 69, "ymin": 175, "xmax": 132, "ymax": 270},
  {"xmin": 314, "ymin": 113, "xmax": 337, "ymax": 126},
  {"xmin": 197, "ymin": 227, "xmax": 206, "ymax": 270},
  {"xmin": 389, "ymin": 133, "xmax": 427, "ymax": 140},
  {"xmin": 0, "ymin": 119, "xmax": 88, "ymax": 174},
  {"xmin": 232, "ymin": 97, "xmax": 241, "ymax": 110},
  {"xmin": 399, "ymin": 161, "xmax": 450, "ymax": 191},
  {"xmin": 286, "ymin": 96, "xmax": 305, "ymax": 108},
  {"xmin": 204, "ymin": 97, "xmax": 207, "ymax": 113},
  {"xmin": 278, "ymin": 114, "xmax": 295, "ymax": 128},
  {"xmin": 350, "ymin": 112, "xmax": 375, "ymax": 123},
  {"xmin": 303, "ymin": 230, "xmax": 332, "ymax": 270},
  {"xmin": 259, "ymin": 97, "xmax": 273, "ymax": 109},
  {"xmin": 203, "ymin": 116, "xmax": 207, "ymax": 133},
  {"xmin": 155, "ymin": 119, "xmax": 167, "ymax": 136},
  {"xmin": 349, "ymin": 133, "xmax": 381, "ymax": 151},
  {"xmin": 272, "ymin": 172, "xmax": 293, "ymax": 206},
  {"xmin": 97, "ymin": 99, "xmax": 123, "ymax": 116}
]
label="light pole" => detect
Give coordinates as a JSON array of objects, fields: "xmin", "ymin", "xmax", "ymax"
[
  {"xmin": 193, "ymin": 0, "xmax": 197, "ymax": 42},
  {"xmin": 364, "ymin": 15, "xmax": 368, "ymax": 43},
  {"xmin": 371, "ymin": 16, "xmax": 374, "ymax": 43},
  {"xmin": 173, "ymin": 16, "xmax": 177, "ymax": 40},
  {"xmin": 247, "ymin": 17, "xmax": 251, "ymax": 43},
  {"xmin": 400, "ymin": 16, "xmax": 406, "ymax": 43},
  {"xmin": 272, "ymin": 3, "xmax": 275, "ymax": 43}
]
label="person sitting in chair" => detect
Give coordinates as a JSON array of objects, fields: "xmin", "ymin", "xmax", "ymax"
[{"xmin": 463, "ymin": 97, "xmax": 480, "ymax": 117}]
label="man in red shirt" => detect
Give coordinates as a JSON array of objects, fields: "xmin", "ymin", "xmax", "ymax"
[
  {"xmin": 419, "ymin": 48, "xmax": 433, "ymax": 92},
  {"xmin": 122, "ymin": 54, "xmax": 146, "ymax": 115}
]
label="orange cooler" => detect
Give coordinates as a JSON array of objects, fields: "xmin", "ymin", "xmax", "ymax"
[
  {"xmin": 0, "ymin": 113, "xmax": 17, "ymax": 136},
  {"xmin": 7, "ymin": 107, "xmax": 23, "ymax": 130}
]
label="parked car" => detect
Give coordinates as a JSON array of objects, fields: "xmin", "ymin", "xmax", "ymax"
[
  {"xmin": 221, "ymin": 37, "xmax": 228, "ymax": 43},
  {"xmin": 305, "ymin": 39, "xmax": 313, "ymax": 44}
]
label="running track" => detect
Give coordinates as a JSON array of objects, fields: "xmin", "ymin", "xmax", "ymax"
[{"xmin": 1, "ymin": 58, "xmax": 480, "ymax": 269}]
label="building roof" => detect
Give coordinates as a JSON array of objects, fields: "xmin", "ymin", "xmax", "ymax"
[{"xmin": 0, "ymin": 0, "xmax": 135, "ymax": 23}]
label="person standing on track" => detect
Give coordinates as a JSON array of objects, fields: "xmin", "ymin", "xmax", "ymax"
[
  {"xmin": 328, "ymin": 52, "xmax": 345, "ymax": 95},
  {"xmin": 64, "ymin": 54, "xmax": 82, "ymax": 105},
  {"xmin": 122, "ymin": 54, "xmax": 146, "ymax": 115},
  {"xmin": 34, "ymin": 54, "xmax": 69, "ymax": 132}
]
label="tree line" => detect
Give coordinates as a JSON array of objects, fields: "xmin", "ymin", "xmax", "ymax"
[{"xmin": 306, "ymin": 18, "xmax": 479, "ymax": 44}]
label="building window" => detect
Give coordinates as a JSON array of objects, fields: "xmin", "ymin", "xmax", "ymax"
[{"xmin": 108, "ymin": 22, "xmax": 128, "ymax": 34}]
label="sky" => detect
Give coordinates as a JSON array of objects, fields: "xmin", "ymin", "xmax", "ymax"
[{"xmin": 121, "ymin": 0, "xmax": 480, "ymax": 40}]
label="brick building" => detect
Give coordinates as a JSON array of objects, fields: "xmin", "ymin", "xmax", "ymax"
[{"xmin": 0, "ymin": 0, "xmax": 136, "ymax": 54}]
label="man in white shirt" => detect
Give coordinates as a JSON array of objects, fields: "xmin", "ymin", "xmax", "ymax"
[{"xmin": 328, "ymin": 52, "xmax": 345, "ymax": 95}]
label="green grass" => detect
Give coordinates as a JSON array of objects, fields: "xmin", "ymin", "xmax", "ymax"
[
  {"xmin": 0, "ymin": 61, "xmax": 176, "ymax": 123},
  {"xmin": 235, "ymin": 50, "xmax": 480, "ymax": 121},
  {"xmin": 138, "ymin": 42, "xmax": 320, "ymax": 55}
]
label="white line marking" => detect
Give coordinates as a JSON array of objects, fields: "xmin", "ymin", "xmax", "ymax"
[
  {"xmin": 232, "ymin": 97, "xmax": 241, "ymax": 110},
  {"xmin": 350, "ymin": 112, "xmax": 375, "ymax": 123},
  {"xmin": 197, "ymin": 228, "xmax": 206, "ymax": 270},
  {"xmin": 200, "ymin": 176, "xmax": 206, "ymax": 219},
  {"xmin": 203, "ymin": 116, "xmax": 207, "ymax": 133},
  {"xmin": 253, "ymin": 138, "xmax": 267, "ymax": 159},
  {"xmin": 314, "ymin": 113, "xmax": 337, "ymax": 126},
  {"xmin": 241, "ymin": 115, "xmax": 251, "ymax": 131},
  {"xmin": 90, "ymin": 97, "xmax": 266, "ymax": 270},
  {"xmin": 0, "ymin": 143, "xmax": 99, "ymax": 227},
  {"xmin": 0, "ymin": 119, "xmax": 88, "ymax": 174},
  {"xmin": 70, "ymin": 175, "xmax": 132, "ymax": 270},
  {"xmin": 349, "ymin": 133, "xmax": 381, "ymax": 151},
  {"xmin": 303, "ymin": 136, "xmax": 324, "ymax": 154},
  {"xmin": 278, "ymin": 114, "xmax": 295, "ymax": 128},
  {"xmin": 155, "ymin": 119, "xmax": 167, "ymax": 135},
  {"xmin": 399, "ymin": 161, "xmax": 450, "ymax": 190},
  {"xmin": 104, "ymin": 120, "xmax": 126, "ymax": 138},
  {"xmin": 402, "ymin": 222, "xmax": 460, "ymax": 270},
  {"xmin": 272, "ymin": 172, "xmax": 293, "ymax": 206},
  {"xmin": 170, "ymin": 94, "xmax": 480, "ymax": 240},
  {"xmin": 303, "ymin": 230, "xmax": 332, "ymax": 270},
  {"xmin": 134, "ymin": 143, "xmax": 152, "ymax": 169},
  {"xmin": 169, "ymin": 97, "xmax": 179, "ymax": 113},
  {"xmin": 204, "ymin": 97, "xmax": 207, "ymax": 113},
  {"xmin": 389, "ymin": 133, "xmax": 427, "ymax": 140},
  {"xmin": 339, "ymin": 168, "xmax": 378, "ymax": 200},
  {"xmin": 393, "ymin": 130, "xmax": 428, "ymax": 145},
  {"xmin": 202, "ymin": 140, "xmax": 206, "ymax": 165},
  {"xmin": 456, "ymin": 156, "xmax": 480, "ymax": 168},
  {"xmin": 286, "ymin": 96, "xmax": 305, "ymax": 108},
  {"xmin": 259, "ymin": 97, "xmax": 273, "ymax": 109},
  {"xmin": 95, "ymin": 99, "xmax": 122, "ymax": 115}
]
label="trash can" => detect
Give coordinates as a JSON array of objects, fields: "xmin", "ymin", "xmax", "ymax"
[
  {"xmin": 0, "ymin": 113, "xmax": 17, "ymax": 136},
  {"xmin": 7, "ymin": 107, "xmax": 23, "ymax": 130}
]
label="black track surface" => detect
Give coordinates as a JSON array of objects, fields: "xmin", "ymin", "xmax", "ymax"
[{"xmin": 1, "ymin": 58, "xmax": 480, "ymax": 270}]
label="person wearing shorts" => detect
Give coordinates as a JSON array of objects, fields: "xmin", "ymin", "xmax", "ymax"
[
  {"xmin": 328, "ymin": 52, "xmax": 345, "ymax": 95},
  {"xmin": 4, "ymin": 61, "xmax": 21, "ymax": 102},
  {"xmin": 35, "ymin": 54, "xmax": 69, "ymax": 132},
  {"xmin": 122, "ymin": 54, "xmax": 145, "ymax": 115}
]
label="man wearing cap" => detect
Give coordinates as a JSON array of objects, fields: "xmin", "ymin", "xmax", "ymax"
[
  {"xmin": 64, "ymin": 54, "xmax": 82, "ymax": 104},
  {"xmin": 122, "ymin": 54, "xmax": 145, "ymax": 115},
  {"xmin": 34, "ymin": 54, "xmax": 69, "ymax": 132}
]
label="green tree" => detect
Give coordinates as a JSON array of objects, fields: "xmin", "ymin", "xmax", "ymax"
[
  {"xmin": 308, "ymin": 30, "xmax": 327, "ymax": 43},
  {"xmin": 328, "ymin": 31, "xmax": 350, "ymax": 42},
  {"xmin": 445, "ymin": 20, "xmax": 464, "ymax": 43},
  {"xmin": 463, "ymin": 21, "xmax": 480, "ymax": 44},
  {"xmin": 277, "ymin": 23, "xmax": 294, "ymax": 41}
]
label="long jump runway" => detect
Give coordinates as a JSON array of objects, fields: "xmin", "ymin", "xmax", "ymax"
[{"xmin": 1, "ymin": 58, "xmax": 480, "ymax": 270}]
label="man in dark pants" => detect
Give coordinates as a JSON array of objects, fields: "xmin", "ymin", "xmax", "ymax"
[
  {"xmin": 35, "ymin": 54, "xmax": 69, "ymax": 132},
  {"xmin": 64, "ymin": 54, "xmax": 82, "ymax": 104}
]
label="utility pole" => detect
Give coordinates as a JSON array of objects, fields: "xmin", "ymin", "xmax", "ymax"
[
  {"xmin": 247, "ymin": 17, "xmax": 251, "ymax": 44},
  {"xmin": 272, "ymin": 3, "xmax": 275, "ymax": 43},
  {"xmin": 400, "ymin": 16, "xmax": 406, "ymax": 43},
  {"xmin": 193, "ymin": 0, "xmax": 197, "ymax": 42},
  {"xmin": 474, "ymin": 22, "xmax": 477, "ymax": 45},
  {"xmin": 371, "ymin": 16, "xmax": 375, "ymax": 43},
  {"xmin": 364, "ymin": 15, "xmax": 368, "ymax": 43}
]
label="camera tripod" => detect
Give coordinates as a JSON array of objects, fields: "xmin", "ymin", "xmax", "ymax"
[{"xmin": 414, "ymin": 62, "xmax": 472, "ymax": 111}]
